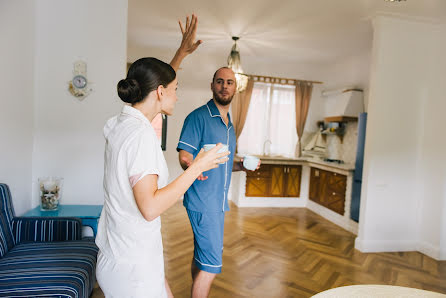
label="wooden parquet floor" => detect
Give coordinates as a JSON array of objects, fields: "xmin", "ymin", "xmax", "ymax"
[{"xmin": 92, "ymin": 202, "xmax": 446, "ymax": 297}]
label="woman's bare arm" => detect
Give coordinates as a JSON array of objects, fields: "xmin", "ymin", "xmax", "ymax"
[{"xmin": 133, "ymin": 144, "xmax": 229, "ymax": 221}]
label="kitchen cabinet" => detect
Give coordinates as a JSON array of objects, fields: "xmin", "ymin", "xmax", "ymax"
[
  {"xmin": 309, "ymin": 167, "xmax": 346, "ymax": 215},
  {"xmin": 246, "ymin": 164, "xmax": 301, "ymax": 197}
]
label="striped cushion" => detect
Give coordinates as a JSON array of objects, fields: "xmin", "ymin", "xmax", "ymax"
[
  {"xmin": 0, "ymin": 240, "xmax": 98, "ymax": 298},
  {"xmin": 0, "ymin": 184, "xmax": 15, "ymax": 258},
  {"xmin": 12, "ymin": 217, "xmax": 82, "ymax": 243}
]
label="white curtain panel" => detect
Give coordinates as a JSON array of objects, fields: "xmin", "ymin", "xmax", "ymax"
[
  {"xmin": 269, "ymin": 84, "xmax": 297, "ymax": 157},
  {"xmin": 237, "ymin": 82, "xmax": 297, "ymax": 157}
]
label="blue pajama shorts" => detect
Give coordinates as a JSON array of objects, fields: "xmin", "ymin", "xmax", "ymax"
[{"xmin": 186, "ymin": 209, "xmax": 225, "ymax": 274}]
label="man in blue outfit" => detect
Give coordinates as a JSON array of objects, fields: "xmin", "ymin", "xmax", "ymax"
[{"xmin": 177, "ymin": 67, "xmax": 259, "ymax": 297}]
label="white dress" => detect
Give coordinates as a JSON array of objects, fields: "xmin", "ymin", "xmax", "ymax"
[{"xmin": 95, "ymin": 105, "xmax": 169, "ymax": 298}]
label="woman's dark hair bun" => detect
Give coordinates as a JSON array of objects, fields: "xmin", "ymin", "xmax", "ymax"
[
  {"xmin": 117, "ymin": 78, "xmax": 141, "ymax": 104},
  {"xmin": 118, "ymin": 57, "xmax": 176, "ymax": 105}
]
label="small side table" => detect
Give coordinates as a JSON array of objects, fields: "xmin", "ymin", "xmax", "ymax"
[{"xmin": 23, "ymin": 205, "xmax": 103, "ymax": 237}]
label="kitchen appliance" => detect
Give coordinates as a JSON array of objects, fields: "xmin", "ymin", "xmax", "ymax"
[
  {"xmin": 323, "ymin": 89, "xmax": 364, "ymax": 118},
  {"xmin": 350, "ymin": 112, "xmax": 367, "ymax": 222}
]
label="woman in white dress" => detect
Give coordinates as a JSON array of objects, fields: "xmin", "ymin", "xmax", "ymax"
[{"xmin": 95, "ymin": 15, "xmax": 229, "ymax": 297}]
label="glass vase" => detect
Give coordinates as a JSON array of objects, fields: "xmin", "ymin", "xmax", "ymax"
[{"xmin": 38, "ymin": 177, "xmax": 63, "ymax": 211}]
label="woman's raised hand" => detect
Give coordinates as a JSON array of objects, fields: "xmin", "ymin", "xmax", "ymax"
[
  {"xmin": 178, "ymin": 14, "xmax": 202, "ymax": 55},
  {"xmin": 192, "ymin": 143, "xmax": 230, "ymax": 177},
  {"xmin": 170, "ymin": 14, "xmax": 202, "ymax": 71}
]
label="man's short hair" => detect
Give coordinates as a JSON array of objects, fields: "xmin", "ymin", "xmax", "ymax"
[{"xmin": 212, "ymin": 67, "xmax": 232, "ymax": 83}]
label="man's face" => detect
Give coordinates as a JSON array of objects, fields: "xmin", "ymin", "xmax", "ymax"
[{"xmin": 211, "ymin": 68, "xmax": 236, "ymax": 106}]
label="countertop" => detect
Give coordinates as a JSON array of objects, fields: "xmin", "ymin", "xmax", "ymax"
[{"xmin": 235, "ymin": 155, "xmax": 355, "ymax": 171}]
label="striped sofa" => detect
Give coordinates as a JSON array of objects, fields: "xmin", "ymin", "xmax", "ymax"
[{"xmin": 0, "ymin": 183, "xmax": 98, "ymax": 297}]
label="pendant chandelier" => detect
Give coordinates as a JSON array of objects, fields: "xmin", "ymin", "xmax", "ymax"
[{"xmin": 227, "ymin": 36, "xmax": 249, "ymax": 93}]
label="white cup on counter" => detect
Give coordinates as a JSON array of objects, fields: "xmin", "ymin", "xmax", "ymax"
[{"xmin": 243, "ymin": 155, "xmax": 260, "ymax": 171}]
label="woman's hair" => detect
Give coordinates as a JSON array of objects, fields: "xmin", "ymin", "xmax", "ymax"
[{"xmin": 117, "ymin": 57, "xmax": 176, "ymax": 105}]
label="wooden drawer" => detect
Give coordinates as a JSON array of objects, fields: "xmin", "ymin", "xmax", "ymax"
[
  {"xmin": 246, "ymin": 164, "xmax": 271, "ymax": 178},
  {"xmin": 325, "ymin": 190, "xmax": 346, "ymax": 215}
]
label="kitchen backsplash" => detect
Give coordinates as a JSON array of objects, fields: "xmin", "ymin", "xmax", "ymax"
[{"xmin": 326, "ymin": 121, "xmax": 358, "ymax": 164}]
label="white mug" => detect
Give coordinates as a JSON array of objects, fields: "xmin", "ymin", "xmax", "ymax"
[
  {"xmin": 243, "ymin": 155, "xmax": 260, "ymax": 171},
  {"xmin": 203, "ymin": 144, "xmax": 228, "ymax": 153}
]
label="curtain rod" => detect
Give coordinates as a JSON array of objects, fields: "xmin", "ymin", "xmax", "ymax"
[{"xmin": 244, "ymin": 73, "xmax": 323, "ymax": 85}]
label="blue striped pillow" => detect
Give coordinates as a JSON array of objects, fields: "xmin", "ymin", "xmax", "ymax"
[{"xmin": 0, "ymin": 184, "xmax": 16, "ymax": 257}]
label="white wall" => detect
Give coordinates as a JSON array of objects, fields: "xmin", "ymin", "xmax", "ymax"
[
  {"xmin": 415, "ymin": 23, "xmax": 446, "ymax": 260},
  {"xmin": 31, "ymin": 0, "xmax": 128, "ymax": 207},
  {"xmin": 356, "ymin": 16, "xmax": 446, "ymax": 260},
  {"xmin": 0, "ymin": 1, "xmax": 35, "ymax": 215}
]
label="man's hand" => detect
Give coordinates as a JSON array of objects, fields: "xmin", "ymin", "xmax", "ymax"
[
  {"xmin": 233, "ymin": 158, "xmax": 262, "ymax": 172},
  {"xmin": 170, "ymin": 14, "xmax": 202, "ymax": 71},
  {"xmin": 181, "ymin": 157, "xmax": 209, "ymax": 181}
]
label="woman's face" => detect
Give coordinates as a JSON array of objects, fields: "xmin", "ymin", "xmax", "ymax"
[{"xmin": 160, "ymin": 78, "xmax": 178, "ymax": 116}]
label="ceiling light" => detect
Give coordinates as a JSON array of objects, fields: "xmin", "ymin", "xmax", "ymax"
[{"xmin": 227, "ymin": 36, "xmax": 248, "ymax": 93}]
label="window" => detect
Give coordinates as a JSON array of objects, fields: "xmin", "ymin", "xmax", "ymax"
[{"xmin": 237, "ymin": 82, "xmax": 298, "ymax": 157}]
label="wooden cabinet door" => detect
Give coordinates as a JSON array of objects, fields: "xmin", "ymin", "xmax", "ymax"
[
  {"xmin": 309, "ymin": 167, "xmax": 347, "ymax": 215},
  {"xmin": 245, "ymin": 164, "xmax": 302, "ymax": 198},
  {"xmin": 327, "ymin": 172, "xmax": 347, "ymax": 194},
  {"xmin": 285, "ymin": 165, "xmax": 302, "ymax": 197},
  {"xmin": 270, "ymin": 166, "xmax": 285, "ymax": 196},
  {"xmin": 246, "ymin": 164, "xmax": 271, "ymax": 197},
  {"xmin": 309, "ymin": 167, "xmax": 322, "ymax": 203},
  {"xmin": 246, "ymin": 177, "xmax": 269, "ymax": 197},
  {"xmin": 325, "ymin": 172, "xmax": 347, "ymax": 215}
]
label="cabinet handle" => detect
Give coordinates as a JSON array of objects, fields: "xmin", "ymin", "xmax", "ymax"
[
  {"xmin": 332, "ymin": 192, "xmax": 336, "ymax": 195},
  {"xmin": 257, "ymin": 178, "xmax": 260, "ymax": 181},
  {"xmin": 284, "ymin": 167, "xmax": 286, "ymax": 173},
  {"xmin": 334, "ymin": 173, "xmax": 337, "ymax": 176}
]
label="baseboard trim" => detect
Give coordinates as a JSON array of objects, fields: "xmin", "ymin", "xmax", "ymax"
[
  {"xmin": 307, "ymin": 200, "xmax": 358, "ymax": 235},
  {"xmin": 355, "ymin": 238, "xmax": 417, "ymax": 253},
  {"xmin": 417, "ymin": 241, "xmax": 444, "ymax": 261}
]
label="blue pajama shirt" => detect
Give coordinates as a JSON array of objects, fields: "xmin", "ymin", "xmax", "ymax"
[{"xmin": 177, "ymin": 99, "xmax": 236, "ymax": 273}]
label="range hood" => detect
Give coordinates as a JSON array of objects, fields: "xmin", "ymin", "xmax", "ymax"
[{"xmin": 323, "ymin": 88, "xmax": 364, "ymax": 121}]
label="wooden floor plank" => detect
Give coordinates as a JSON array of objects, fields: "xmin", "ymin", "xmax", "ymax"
[{"xmin": 92, "ymin": 202, "xmax": 446, "ymax": 297}]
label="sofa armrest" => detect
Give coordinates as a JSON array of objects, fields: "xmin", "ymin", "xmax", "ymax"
[{"xmin": 12, "ymin": 217, "xmax": 82, "ymax": 243}]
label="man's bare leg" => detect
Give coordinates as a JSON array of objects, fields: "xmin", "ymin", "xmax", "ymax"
[
  {"xmin": 165, "ymin": 278, "xmax": 174, "ymax": 298},
  {"xmin": 191, "ymin": 269, "xmax": 216, "ymax": 298},
  {"xmin": 191, "ymin": 258, "xmax": 200, "ymax": 280}
]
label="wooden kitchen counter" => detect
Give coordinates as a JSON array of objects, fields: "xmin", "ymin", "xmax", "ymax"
[{"xmin": 234, "ymin": 155, "xmax": 355, "ymax": 172}]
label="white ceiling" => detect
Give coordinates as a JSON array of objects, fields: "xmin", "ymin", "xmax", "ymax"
[{"xmin": 128, "ymin": 0, "xmax": 446, "ymax": 66}]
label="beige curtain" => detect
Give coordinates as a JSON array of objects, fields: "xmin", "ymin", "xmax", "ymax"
[
  {"xmin": 231, "ymin": 78, "xmax": 254, "ymax": 149},
  {"xmin": 295, "ymin": 81, "xmax": 313, "ymax": 157}
]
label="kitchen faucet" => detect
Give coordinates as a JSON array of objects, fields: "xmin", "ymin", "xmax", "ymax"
[{"xmin": 263, "ymin": 139, "xmax": 272, "ymax": 156}]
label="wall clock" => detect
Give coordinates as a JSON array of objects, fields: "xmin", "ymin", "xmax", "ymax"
[
  {"xmin": 72, "ymin": 75, "xmax": 87, "ymax": 89},
  {"xmin": 68, "ymin": 60, "xmax": 92, "ymax": 100}
]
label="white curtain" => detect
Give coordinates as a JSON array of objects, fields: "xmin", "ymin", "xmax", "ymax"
[
  {"xmin": 269, "ymin": 84, "xmax": 298, "ymax": 157},
  {"xmin": 237, "ymin": 82, "xmax": 298, "ymax": 157}
]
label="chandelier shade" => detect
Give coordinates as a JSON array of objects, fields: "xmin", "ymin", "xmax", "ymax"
[{"xmin": 227, "ymin": 37, "xmax": 248, "ymax": 93}]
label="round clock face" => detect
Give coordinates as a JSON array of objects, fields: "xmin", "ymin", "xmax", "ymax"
[{"xmin": 72, "ymin": 75, "xmax": 87, "ymax": 89}]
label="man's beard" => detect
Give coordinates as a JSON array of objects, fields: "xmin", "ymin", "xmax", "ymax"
[{"xmin": 213, "ymin": 90, "xmax": 234, "ymax": 106}]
